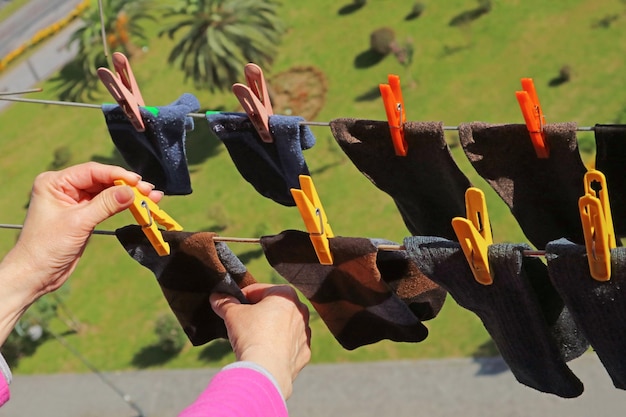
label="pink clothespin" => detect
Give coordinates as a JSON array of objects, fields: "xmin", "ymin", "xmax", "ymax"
[
  {"xmin": 97, "ymin": 52, "xmax": 146, "ymax": 132},
  {"xmin": 232, "ymin": 63, "xmax": 274, "ymax": 143}
]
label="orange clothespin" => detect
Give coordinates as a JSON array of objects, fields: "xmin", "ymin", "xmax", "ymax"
[
  {"xmin": 451, "ymin": 187, "xmax": 494, "ymax": 285},
  {"xmin": 379, "ymin": 74, "xmax": 408, "ymax": 156},
  {"xmin": 114, "ymin": 180, "xmax": 183, "ymax": 256},
  {"xmin": 578, "ymin": 170, "xmax": 615, "ymax": 281},
  {"xmin": 290, "ymin": 175, "xmax": 334, "ymax": 265},
  {"xmin": 515, "ymin": 78, "xmax": 549, "ymax": 158},
  {"xmin": 232, "ymin": 63, "xmax": 274, "ymax": 143},
  {"xmin": 97, "ymin": 52, "xmax": 146, "ymax": 132}
]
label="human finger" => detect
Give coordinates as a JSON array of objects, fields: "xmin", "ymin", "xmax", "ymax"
[{"xmin": 210, "ymin": 292, "xmax": 243, "ymax": 319}]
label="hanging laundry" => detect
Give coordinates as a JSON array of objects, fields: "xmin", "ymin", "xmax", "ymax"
[
  {"xmin": 371, "ymin": 237, "xmax": 447, "ymax": 320},
  {"xmin": 260, "ymin": 230, "xmax": 430, "ymax": 350},
  {"xmin": 404, "ymin": 236, "xmax": 588, "ymax": 398},
  {"xmin": 330, "ymin": 119, "xmax": 471, "ymax": 240},
  {"xmin": 458, "ymin": 122, "xmax": 587, "ymax": 249},
  {"xmin": 206, "ymin": 113, "xmax": 316, "ymax": 206},
  {"xmin": 115, "ymin": 226, "xmax": 256, "ymax": 346},
  {"xmin": 102, "ymin": 93, "xmax": 200, "ymax": 195},
  {"xmin": 546, "ymin": 238, "xmax": 626, "ymax": 390},
  {"xmin": 594, "ymin": 125, "xmax": 626, "ymax": 238}
]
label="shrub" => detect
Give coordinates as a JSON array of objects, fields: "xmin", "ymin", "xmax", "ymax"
[
  {"xmin": 370, "ymin": 27, "xmax": 396, "ymax": 55},
  {"xmin": 154, "ymin": 313, "xmax": 186, "ymax": 353}
]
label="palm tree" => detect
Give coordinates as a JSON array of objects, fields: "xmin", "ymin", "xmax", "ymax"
[
  {"xmin": 160, "ymin": 0, "xmax": 285, "ymax": 92},
  {"xmin": 52, "ymin": 0, "xmax": 154, "ymax": 101}
]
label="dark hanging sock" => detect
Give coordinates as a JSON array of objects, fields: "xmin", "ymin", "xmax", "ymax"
[
  {"xmin": 458, "ymin": 122, "xmax": 587, "ymax": 249},
  {"xmin": 546, "ymin": 238, "xmax": 626, "ymax": 390},
  {"xmin": 594, "ymin": 125, "xmax": 626, "ymax": 239},
  {"xmin": 115, "ymin": 225, "xmax": 256, "ymax": 346},
  {"xmin": 404, "ymin": 236, "xmax": 587, "ymax": 398},
  {"xmin": 206, "ymin": 113, "xmax": 316, "ymax": 206},
  {"xmin": 330, "ymin": 119, "xmax": 470, "ymax": 240},
  {"xmin": 260, "ymin": 230, "xmax": 430, "ymax": 350},
  {"xmin": 102, "ymin": 93, "xmax": 200, "ymax": 195}
]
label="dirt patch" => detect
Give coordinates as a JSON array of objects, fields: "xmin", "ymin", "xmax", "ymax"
[{"xmin": 269, "ymin": 65, "xmax": 328, "ymax": 121}]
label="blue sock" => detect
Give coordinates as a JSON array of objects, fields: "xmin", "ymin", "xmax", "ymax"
[
  {"xmin": 206, "ymin": 112, "xmax": 316, "ymax": 206},
  {"xmin": 102, "ymin": 93, "xmax": 200, "ymax": 195}
]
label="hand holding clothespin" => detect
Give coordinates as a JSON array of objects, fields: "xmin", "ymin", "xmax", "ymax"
[
  {"xmin": 232, "ymin": 63, "xmax": 274, "ymax": 143},
  {"xmin": 291, "ymin": 175, "xmax": 334, "ymax": 264},
  {"xmin": 380, "ymin": 74, "xmax": 408, "ymax": 156},
  {"xmin": 98, "ymin": 52, "xmax": 146, "ymax": 132},
  {"xmin": 452, "ymin": 187, "xmax": 494, "ymax": 285},
  {"xmin": 114, "ymin": 179, "xmax": 183, "ymax": 256},
  {"xmin": 516, "ymin": 78, "xmax": 549, "ymax": 158},
  {"xmin": 579, "ymin": 170, "xmax": 616, "ymax": 281}
]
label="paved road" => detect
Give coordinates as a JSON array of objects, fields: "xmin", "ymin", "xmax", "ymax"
[
  {"xmin": 0, "ymin": 0, "xmax": 82, "ymax": 58},
  {"xmin": 1, "ymin": 353, "xmax": 626, "ymax": 417}
]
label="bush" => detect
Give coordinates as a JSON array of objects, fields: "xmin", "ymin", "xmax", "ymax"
[
  {"xmin": 370, "ymin": 27, "xmax": 396, "ymax": 55},
  {"xmin": 154, "ymin": 313, "xmax": 186, "ymax": 353}
]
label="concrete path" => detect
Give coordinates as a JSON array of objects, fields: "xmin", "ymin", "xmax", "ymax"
[{"xmin": 1, "ymin": 353, "xmax": 625, "ymax": 417}]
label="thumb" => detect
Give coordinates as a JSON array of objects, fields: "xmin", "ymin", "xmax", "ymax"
[
  {"xmin": 83, "ymin": 185, "xmax": 135, "ymax": 226},
  {"xmin": 210, "ymin": 292, "xmax": 242, "ymax": 319}
]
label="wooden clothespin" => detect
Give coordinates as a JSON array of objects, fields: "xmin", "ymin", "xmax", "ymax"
[
  {"xmin": 452, "ymin": 187, "xmax": 494, "ymax": 285},
  {"xmin": 379, "ymin": 74, "xmax": 408, "ymax": 156},
  {"xmin": 290, "ymin": 175, "xmax": 334, "ymax": 265},
  {"xmin": 515, "ymin": 78, "xmax": 549, "ymax": 158},
  {"xmin": 579, "ymin": 169, "xmax": 615, "ymax": 281},
  {"xmin": 114, "ymin": 180, "xmax": 183, "ymax": 256},
  {"xmin": 97, "ymin": 52, "xmax": 146, "ymax": 132},
  {"xmin": 232, "ymin": 63, "xmax": 274, "ymax": 143}
]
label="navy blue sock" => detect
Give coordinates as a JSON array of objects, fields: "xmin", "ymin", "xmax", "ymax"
[
  {"xmin": 404, "ymin": 236, "xmax": 586, "ymax": 398},
  {"xmin": 546, "ymin": 238, "xmax": 626, "ymax": 390},
  {"xmin": 115, "ymin": 225, "xmax": 256, "ymax": 346},
  {"xmin": 206, "ymin": 112, "xmax": 316, "ymax": 206},
  {"xmin": 102, "ymin": 93, "xmax": 200, "ymax": 195}
]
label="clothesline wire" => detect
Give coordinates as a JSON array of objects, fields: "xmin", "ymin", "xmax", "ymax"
[
  {"xmin": 0, "ymin": 223, "xmax": 546, "ymax": 257},
  {"xmin": 0, "ymin": 96, "xmax": 599, "ymax": 131}
]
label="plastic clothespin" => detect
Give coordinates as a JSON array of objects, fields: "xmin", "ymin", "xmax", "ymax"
[
  {"xmin": 114, "ymin": 180, "xmax": 183, "ymax": 256},
  {"xmin": 578, "ymin": 170, "xmax": 615, "ymax": 281},
  {"xmin": 97, "ymin": 52, "xmax": 146, "ymax": 132},
  {"xmin": 290, "ymin": 175, "xmax": 334, "ymax": 265},
  {"xmin": 515, "ymin": 78, "xmax": 549, "ymax": 159},
  {"xmin": 379, "ymin": 74, "xmax": 408, "ymax": 156},
  {"xmin": 232, "ymin": 63, "xmax": 274, "ymax": 143},
  {"xmin": 451, "ymin": 187, "xmax": 494, "ymax": 285}
]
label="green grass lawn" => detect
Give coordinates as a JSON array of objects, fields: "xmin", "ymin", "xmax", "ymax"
[{"xmin": 1, "ymin": 0, "xmax": 624, "ymax": 374}]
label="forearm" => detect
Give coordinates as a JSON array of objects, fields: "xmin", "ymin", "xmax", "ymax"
[{"xmin": 0, "ymin": 249, "xmax": 41, "ymax": 345}]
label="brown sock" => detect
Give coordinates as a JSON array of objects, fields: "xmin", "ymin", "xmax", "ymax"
[
  {"xmin": 260, "ymin": 230, "xmax": 429, "ymax": 350},
  {"xmin": 115, "ymin": 225, "xmax": 256, "ymax": 346},
  {"xmin": 459, "ymin": 122, "xmax": 587, "ymax": 249},
  {"xmin": 330, "ymin": 118, "xmax": 471, "ymax": 240}
]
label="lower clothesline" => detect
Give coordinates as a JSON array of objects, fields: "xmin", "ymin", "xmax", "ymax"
[{"xmin": 0, "ymin": 223, "xmax": 547, "ymax": 257}]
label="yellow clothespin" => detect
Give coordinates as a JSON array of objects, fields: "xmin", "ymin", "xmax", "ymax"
[
  {"xmin": 290, "ymin": 175, "xmax": 334, "ymax": 265},
  {"xmin": 578, "ymin": 170, "xmax": 615, "ymax": 281},
  {"xmin": 114, "ymin": 180, "xmax": 183, "ymax": 256},
  {"xmin": 451, "ymin": 187, "xmax": 494, "ymax": 285}
]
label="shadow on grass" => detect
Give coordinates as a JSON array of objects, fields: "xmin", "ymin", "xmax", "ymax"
[
  {"xmin": 238, "ymin": 247, "xmax": 264, "ymax": 265},
  {"xmin": 548, "ymin": 76, "xmax": 569, "ymax": 88},
  {"xmin": 131, "ymin": 344, "xmax": 181, "ymax": 368},
  {"xmin": 449, "ymin": 7, "xmax": 490, "ymax": 27},
  {"xmin": 354, "ymin": 49, "xmax": 386, "ymax": 69},
  {"xmin": 50, "ymin": 59, "xmax": 105, "ymax": 103},
  {"xmin": 338, "ymin": 2, "xmax": 365, "ymax": 15},
  {"xmin": 471, "ymin": 338, "xmax": 508, "ymax": 375},
  {"xmin": 440, "ymin": 43, "xmax": 472, "ymax": 58},
  {"xmin": 198, "ymin": 339, "xmax": 233, "ymax": 362},
  {"xmin": 355, "ymin": 85, "xmax": 382, "ymax": 102}
]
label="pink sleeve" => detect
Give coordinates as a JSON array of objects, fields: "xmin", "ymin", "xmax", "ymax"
[
  {"xmin": 0, "ymin": 372, "xmax": 9, "ymax": 407},
  {"xmin": 178, "ymin": 366, "xmax": 288, "ymax": 417}
]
